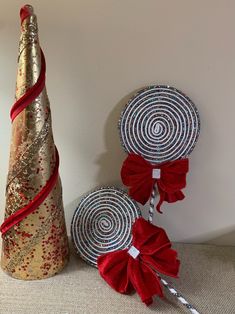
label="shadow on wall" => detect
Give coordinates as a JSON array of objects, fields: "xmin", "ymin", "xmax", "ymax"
[
  {"xmin": 64, "ymin": 88, "xmax": 142, "ymax": 229},
  {"xmin": 95, "ymin": 88, "xmax": 141, "ymax": 187}
]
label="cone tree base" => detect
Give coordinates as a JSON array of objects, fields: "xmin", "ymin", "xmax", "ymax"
[{"xmin": 1, "ymin": 255, "xmax": 69, "ymax": 280}]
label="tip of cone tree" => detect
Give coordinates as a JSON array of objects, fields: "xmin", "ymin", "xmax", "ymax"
[{"xmin": 20, "ymin": 4, "xmax": 34, "ymax": 23}]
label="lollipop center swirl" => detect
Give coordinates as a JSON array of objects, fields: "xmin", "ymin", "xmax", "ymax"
[
  {"xmin": 100, "ymin": 218, "xmax": 110, "ymax": 229},
  {"xmin": 153, "ymin": 122, "xmax": 162, "ymax": 135}
]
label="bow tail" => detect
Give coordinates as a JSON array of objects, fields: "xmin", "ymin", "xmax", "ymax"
[
  {"xmin": 97, "ymin": 250, "xmax": 133, "ymax": 294},
  {"xmin": 164, "ymin": 190, "xmax": 185, "ymax": 203},
  {"xmin": 142, "ymin": 249, "xmax": 180, "ymax": 278},
  {"xmin": 128, "ymin": 258, "xmax": 163, "ymax": 306},
  {"xmin": 156, "ymin": 185, "xmax": 185, "ymax": 213},
  {"xmin": 121, "ymin": 153, "xmax": 154, "ymax": 205},
  {"xmin": 156, "ymin": 185, "xmax": 165, "ymax": 213},
  {"xmin": 129, "ymin": 176, "xmax": 153, "ymax": 205}
]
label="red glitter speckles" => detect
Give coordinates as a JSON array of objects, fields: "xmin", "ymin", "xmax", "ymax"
[
  {"xmin": 21, "ymin": 231, "xmax": 32, "ymax": 238},
  {"xmin": 40, "ymin": 223, "xmax": 69, "ymax": 267}
]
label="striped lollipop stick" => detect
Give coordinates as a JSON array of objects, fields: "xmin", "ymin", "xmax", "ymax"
[
  {"xmin": 159, "ymin": 277, "xmax": 200, "ymax": 314},
  {"xmin": 148, "ymin": 184, "xmax": 156, "ymax": 223},
  {"xmin": 148, "ymin": 188, "xmax": 200, "ymax": 313}
]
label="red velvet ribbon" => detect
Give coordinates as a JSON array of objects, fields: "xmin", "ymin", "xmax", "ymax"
[
  {"xmin": 10, "ymin": 48, "xmax": 46, "ymax": 122},
  {"xmin": 121, "ymin": 154, "xmax": 189, "ymax": 213},
  {"xmin": 98, "ymin": 217, "xmax": 180, "ymax": 306},
  {"xmin": 20, "ymin": 4, "xmax": 32, "ymax": 24},
  {"xmin": 0, "ymin": 148, "xmax": 59, "ymax": 236},
  {"xmin": 0, "ymin": 6, "xmax": 59, "ymax": 235}
]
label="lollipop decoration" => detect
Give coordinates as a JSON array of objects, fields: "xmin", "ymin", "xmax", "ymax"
[
  {"xmin": 119, "ymin": 85, "xmax": 200, "ymax": 164},
  {"xmin": 119, "ymin": 85, "xmax": 200, "ymax": 214},
  {"xmin": 71, "ymin": 187, "xmax": 180, "ymax": 304},
  {"xmin": 71, "ymin": 187, "xmax": 141, "ymax": 267},
  {"xmin": 71, "ymin": 85, "xmax": 200, "ymax": 312},
  {"xmin": 71, "ymin": 187, "xmax": 200, "ymax": 313}
]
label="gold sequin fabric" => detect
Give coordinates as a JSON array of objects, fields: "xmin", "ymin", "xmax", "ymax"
[{"xmin": 1, "ymin": 10, "xmax": 69, "ymax": 280}]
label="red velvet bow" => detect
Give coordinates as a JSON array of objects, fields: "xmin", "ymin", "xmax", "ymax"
[
  {"xmin": 97, "ymin": 217, "xmax": 180, "ymax": 306},
  {"xmin": 121, "ymin": 153, "xmax": 189, "ymax": 213}
]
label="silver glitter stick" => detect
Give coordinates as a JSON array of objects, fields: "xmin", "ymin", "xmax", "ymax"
[
  {"xmin": 148, "ymin": 185, "xmax": 156, "ymax": 223},
  {"xmin": 159, "ymin": 277, "xmax": 200, "ymax": 314}
]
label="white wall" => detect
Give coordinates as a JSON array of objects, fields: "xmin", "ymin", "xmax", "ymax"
[{"xmin": 1, "ymin": 0, "xmax": 235, "ymax": 245}]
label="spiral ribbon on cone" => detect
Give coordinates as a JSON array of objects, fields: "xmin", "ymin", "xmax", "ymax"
[{"xmin": 0, "ymin": 5, "xmax": 69, "ymax": 280}]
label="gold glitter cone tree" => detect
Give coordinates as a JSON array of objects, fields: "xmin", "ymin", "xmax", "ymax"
[{"xmin": 0, "ymin": 5, "xmax": 69, "ymax": 280}]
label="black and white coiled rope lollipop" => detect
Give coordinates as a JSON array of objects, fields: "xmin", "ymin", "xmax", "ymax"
[
  {"xmin": 119, "ymin": 85, "xmax": 200, "ymax": 222},
  {"xmin": 119, "ymin": 85, "xmax": 200, "ymax": 164},
  {"xmin": 71, "ymin": 187, "xmax": 141, "ymax": 267},
  {"xmin": 71, "ymin": 186, "xmax": 200, "ymax": 313}
]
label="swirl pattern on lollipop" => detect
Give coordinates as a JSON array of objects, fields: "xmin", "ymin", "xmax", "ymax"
[
  {"xmin": 119, "ymin": 85, "xmax": 200, "ymax": 163},
  {"xmin": 71, "ymin": 187, "xmax": 141, "ymax": 267}
]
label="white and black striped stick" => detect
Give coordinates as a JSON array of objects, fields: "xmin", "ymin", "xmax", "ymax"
[
  {"xmin": 148, "ymin": 184, "xmax": 156, "ymax": 223},
  {"xmin": 160, "ymin": 277, "xmax": 200, "ymax": 314},
  {"xmin": 148, "ymin": 189, "xmax": 200, "ymax": 314}
]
